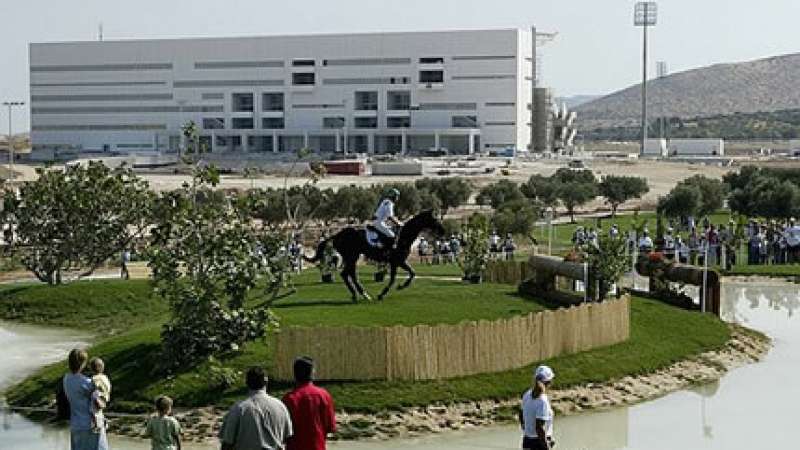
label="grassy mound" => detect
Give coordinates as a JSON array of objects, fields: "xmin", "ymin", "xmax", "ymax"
[{"xmin": 2, "ymin": 273, "xmax": 730, "ymax": 414}]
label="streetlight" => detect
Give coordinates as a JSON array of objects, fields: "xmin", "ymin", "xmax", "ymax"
[
  {"xmin": 3, "ymin": 101, "xmax": 25, "ymax": 180},
  {"xmin": 634, "ymin": 2, "xmax": 657, "ymax": 156}
]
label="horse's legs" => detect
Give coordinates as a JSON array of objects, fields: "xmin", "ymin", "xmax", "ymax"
[
  {"xmin": 398, "ymin": 260, "xmax": 416, "ymax": 290},
  {"xmin": 350, "ymin": 266, "xmax": 372, "ymax": 301},
  {"xmin": 340, "ymin": 260, "xmax": 358, "ymax": 302},
  {"xmin": 378, "ymin": 263, "xmax": 399, "ymax": 301}
]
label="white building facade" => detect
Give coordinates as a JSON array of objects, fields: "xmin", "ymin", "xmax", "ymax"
[{"xmin": 29, "ymin": 28, "xmax": 536, "ymax": 156}]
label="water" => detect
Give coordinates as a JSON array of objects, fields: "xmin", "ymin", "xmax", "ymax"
[{"xmin": 2, "ymin": 279, "xmax": 799, "ymax": 449}]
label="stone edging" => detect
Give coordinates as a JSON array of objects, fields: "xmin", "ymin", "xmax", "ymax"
[{"xmin": 105, "ymin": 324, "xmax": 770, "ymax": 443}]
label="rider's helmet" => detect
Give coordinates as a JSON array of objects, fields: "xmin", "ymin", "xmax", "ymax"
[{"xmin": 386, "ymin": 188, "xmax": 400, "ymax": 201}]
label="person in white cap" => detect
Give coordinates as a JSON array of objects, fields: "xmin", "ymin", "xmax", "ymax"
[{"xmin": 519, "ymin": 365, "xmax": 556, "ymax": 450}]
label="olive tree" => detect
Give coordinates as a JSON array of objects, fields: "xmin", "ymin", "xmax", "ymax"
[
  {"xmin": 598, "ymin": 175, "xmax": 649, "ymax": 217},
  {"xmin": 148, "ymin": 167, "xmax": 279, "ymax": 371},
  {"xmin": 1, "ymin": 162, "xmax": 153, "ymax": 285},
  {"xmin": 476, "ymin": 179, "xmax": 524, "ymax": 210}
]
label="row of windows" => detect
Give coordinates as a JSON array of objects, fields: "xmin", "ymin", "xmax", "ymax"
[
  {"xmin": 31, "ymin": 81, "xmax": 167, "ymax": 87},
  {"xmin": 203, "ymin": 116, "xmax": 415, "ymax": 130},
  {"xmin": 32, "ymin": 105, "xmax": 224, "ymax": 114},
  {"xmin": 30, "ymin": 56, "xmax": 514, "ymax": 74},
  {"xmin": 229, "ymin": 91, "xmax": 411, "ymax": 112},
  {"xmin": 32, "ymin": 124, "xmax": 167, "ymax": 131},
  {"xmin": 32, "ymin": 93, "xmax": 173, "ymax": 102},
  {"xmin": 200, "ymin": 115, "xmax": 506, "ymax": 131}
]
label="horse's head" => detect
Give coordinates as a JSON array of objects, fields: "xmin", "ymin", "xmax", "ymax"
[{"xmin": 420, "ymin": 209, "xmax": 446, "ymax": 237}]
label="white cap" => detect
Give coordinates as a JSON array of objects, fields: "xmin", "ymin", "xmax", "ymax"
[{"xmin": 534, "ymin": 365, "xmax": 555, "ymax": 382}]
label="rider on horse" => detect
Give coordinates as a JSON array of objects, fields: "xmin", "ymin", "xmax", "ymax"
[{"xmin": 373, "ymin": 188, "xmax": 402, "ymax": 253}]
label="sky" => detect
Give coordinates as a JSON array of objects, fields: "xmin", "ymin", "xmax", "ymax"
[{"xmin": 2, "ymin": 0, "xmax": 800, "ymax": 132}]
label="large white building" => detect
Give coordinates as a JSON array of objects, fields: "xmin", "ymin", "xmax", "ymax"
[{"xmin": 29, "ymin": 28, "xmax": 538, "ymax": 156}]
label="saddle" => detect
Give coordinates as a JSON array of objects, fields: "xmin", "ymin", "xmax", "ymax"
[{"xmin": 366, "ymin": 224, "xmax": 396, "ymax": 249}]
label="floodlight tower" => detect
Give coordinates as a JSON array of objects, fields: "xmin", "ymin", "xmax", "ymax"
[{"xmin": 635, "ymin": 2, "xmax": 657, "ymax": 156}]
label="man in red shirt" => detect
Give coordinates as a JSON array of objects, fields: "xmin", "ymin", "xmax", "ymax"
[{"xmin": 282, "ymin": 356, "xmax": 336, "ymax": 450}]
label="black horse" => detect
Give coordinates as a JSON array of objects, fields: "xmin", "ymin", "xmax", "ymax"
[{"xmin": 306, "ymin": 210, "xmax": 445, "ymax": 301}]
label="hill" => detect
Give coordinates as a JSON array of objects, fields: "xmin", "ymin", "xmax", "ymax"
[{"xmin": 576, "ymin": 53, "xmax": 800, "ymax": 129}]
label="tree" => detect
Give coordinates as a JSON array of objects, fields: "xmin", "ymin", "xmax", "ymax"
[
  {"xmin": 557, "ymin": 181, "xmax": 597, "ymax": 223},
  {"xmin": 148, "ymin": 166, "xmax": 278, "ymax": 370},
  {"xmin": 491, "ymin": 199, "xmax": 540, "ymax": 236},
  {"xmin": 1, "ymin": 162, "xmax": 153, "ymax": 285},
  {"xmin": 677, "ymin": 175, "xmax": 727, "ymax": 217},
  {"xmin": 415, "ymin": 178, "xmax": 472, "ymax": 216},
  {"xmin": 521, "ymin": 174, "xmax": 560, "ymax": 214},
  {"xmin": 598, "ymin": 175, "xmax": 649, "ymax": 217},
  {"xmin": 476, "ymin": 179, "xmax": 524, "ymax": 210},
  {"xmin": 657, "ymin": 184, "xmax": 701, "ymax": 220},
  {"xmin": 584, "ymin": 235, "xmax": 630, "ymax": 301},
  {"xmin": 459, "ymin": 213, "xmax": 490, "ymax": 281}
]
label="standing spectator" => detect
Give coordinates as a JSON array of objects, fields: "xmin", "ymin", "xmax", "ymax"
[
  {"xmin": 417, "ymin": 237, "xmax": 430, "ymax": 265},
  {"xmin": 431, "ymin": 240, "xmax": 441, "ymax": 265},
  {"xmin": 449, "ymin": 235, "xmax": 461, "ymax": 263},
  {"xmin": 586, "ymin": 228, "xmax": 599, "ymax": 248},
  {"xmin": 120, "ymin": 249, "xmax": 131, "ymax": 280},
  {"xmin": 609, "ymin": 224, "xmax": 620, "ymax": 239},
  {"xmin": 571, "ymin": 227, "xmax": 586, "ymax": 248},
  {"xmin": 289, "ymin": 236, "xmax": 303, "ymax": 273},
  {"xmin": 282, "ymin": 357, "xmax": 336, "ymax": 450},
  {"xmin": 663, "ymin": 228, "xmax": 676, "ymax": 260},
  {"xmin": 637, "ymin": 231, "xmax": 654, "ymax": 253},
  {"xmin": 63, "ymin": 348, "xmax": 108, "ymax": 450},
  {"xmin": 219, "ymin": 367, "xmax": 293, "ymax": 450},
  {"xmin": 503, "ymin": 233, "xmax": 516, "ymax": 261},
  {"xmin": 489, "ymin": 230, "xmax": 501, "ymax": 260},
  {"xmin": 706, "ymin": 225, "xmax": 719, "ymax": 266},
  {"xmin": 688, "ymin": 228, "xmax": 700, "ymax": 265},
  {"xmin": 145, "ymin": 395, "xmax": 182, "ymax": 450},
  {"xmin": 520, "ymin": 365, "xmax": 556, "ymax": 450},
  {"xmin": 439, "ymin": 240, "xmax": 451, "ymax": 264},
  {"xmin": 676, "ymin": 236, "xmax": 690, "ymax": 264}
]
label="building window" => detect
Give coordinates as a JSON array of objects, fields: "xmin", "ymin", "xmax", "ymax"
[
  {"xmin": 292, "ymin": 72, "xmax": 316, "ymax": 86},
  {"xmin": 262, "ymin": 118, "xmax": 285, "ymax": 129},
  {"xmin": 354, "ymin": 91, "xmax": 378, "ymax": 111},
  {"xmin": 355, "ymin": 117, "xmax": 378, "ymax": 129},
  {"xmin": 419, "ymin": 57, "xmax": 444, "ymax": 64},
  {"xmin": 202, "ymin": 118, "xmax": 225, "ymax": 129},
  {"xmin": 387, "ymin": 117, "xmax": 410, "ymax": 128},
  {"xmin": 323, "ymin": 117, "xmax": 346, "ymax": 129},
  {"xmin": 387, "ymin": 91, "xmax": 411, "ymax": 110},
  {"xmin": 292, "ymin": 59, "xmax": 315, "ymax": 67},
  {"xmin": 452, "ymin": 115, "xmax": 478, "ymax": 128},
  {"xmin": 419, "ymin": 70, "xmax": 444, "ymax": 83},
  {"xmin": 262, "ymin": 93, "xmax": 284, "ymax": 111},
  {"xmin": 232, "ymin": 117, "xmax": 254, "ymax": 129},
  {"xmin": 232, "ymin": 93, "xmax": 254, "ymax": 112}
]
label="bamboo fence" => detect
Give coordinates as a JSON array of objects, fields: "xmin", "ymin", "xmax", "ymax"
[{"xmin": 274, "ymin": 295, "xmax": 630, "ymax": 381}]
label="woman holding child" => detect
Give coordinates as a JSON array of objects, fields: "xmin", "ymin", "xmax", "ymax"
[{"xmin": 63, "ymin": 349, "xmax": 109, "ymax": 450}]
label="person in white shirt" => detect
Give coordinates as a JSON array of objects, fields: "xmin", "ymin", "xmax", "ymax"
[
  {"xmin": 664, "ymin": 228, "xmax": 676, "ymax": 260},
  {"xmin": 373, "ymin": 189, "xmax": 402, "ymax": 251},
  {"xmin": 638, "ymin": 231, "xmax": 654, "ymax": 253},
  {"xmin": 520, "ymin": 365, "xmax": 556, "ymax": 450},
  {"xmin": 677, "ymin": 236, "xmax": 690, "ymax": 264}
]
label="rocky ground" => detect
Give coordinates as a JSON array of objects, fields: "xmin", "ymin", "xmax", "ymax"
[{"xmin": 105, "ymin": 324, "xmax": 770, "ymax": 444}]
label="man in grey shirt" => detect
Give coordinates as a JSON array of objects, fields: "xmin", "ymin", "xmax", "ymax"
[
  {"xmin": 220, "ymin": 366, "xmax": 293, "ymax": 450},
  {"xmin": 64, "ymin": 348, "xmax": 108, "ymax": 450}
]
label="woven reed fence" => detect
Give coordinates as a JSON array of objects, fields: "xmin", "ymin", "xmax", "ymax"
[{"xmin": 274, "ymin": 295, "xmax": 630, "ymax": 381}]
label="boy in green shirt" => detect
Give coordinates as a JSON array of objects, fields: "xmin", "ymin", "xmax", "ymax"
[{"xmin": 145, "ymin": 395, "xmax": 182, "ymax": 450}]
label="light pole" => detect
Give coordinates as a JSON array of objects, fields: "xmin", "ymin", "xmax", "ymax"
[
  {"xmin": 634, "ymin": 2, "xmax": 657, "ymax": 156},
  {"xmin": 3, "ymin": 101, "xmax": 25, "ymax": 180}
]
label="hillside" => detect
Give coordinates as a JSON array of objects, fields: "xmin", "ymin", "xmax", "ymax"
[{"xmin": 577, "ymin": 53, "xmax": 800, "ymax": 129}]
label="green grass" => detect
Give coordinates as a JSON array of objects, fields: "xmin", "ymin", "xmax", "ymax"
[
  {"xmin": 0, "ymin": 280, "xmax": 163, "ymax": 335},
  {"xmin": 2, "ymin": 273, "xmax": 730, "ymax": 414},
  {"xmin": 724, "ymin": 263, "xmax": 800, "ymax": 278}
]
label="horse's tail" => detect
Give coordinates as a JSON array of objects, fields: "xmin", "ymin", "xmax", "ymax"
[{"xmin": 304, "ymin": 236, "xmax": 331, "ymax": 263}]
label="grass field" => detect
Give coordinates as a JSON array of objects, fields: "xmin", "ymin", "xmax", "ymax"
[
  {"xmin": 724, "ymin": 263, "xmax": 800, "ymax": 278},
  {"xmin": 2, "ymin": 271, "xmax": 730, "ymax": 414}
]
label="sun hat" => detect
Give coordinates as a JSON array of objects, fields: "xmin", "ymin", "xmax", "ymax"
[{"xmin": 534, "ymin": 365, "xmax": 555, "ymax": 383}]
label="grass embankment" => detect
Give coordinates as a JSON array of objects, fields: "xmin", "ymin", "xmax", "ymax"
[{"xmin": 2, "ymin": 273, "xmax": 730, "ymax": 414}]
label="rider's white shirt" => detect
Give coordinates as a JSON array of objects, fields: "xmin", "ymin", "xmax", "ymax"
[{"xmin": 375, "ymin": 199, "xmax": 395, "ymax": 225}]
